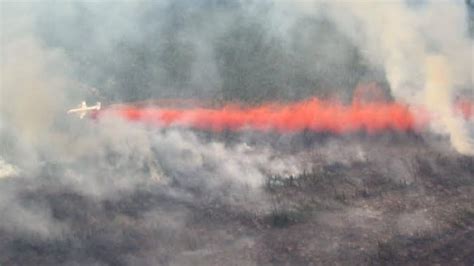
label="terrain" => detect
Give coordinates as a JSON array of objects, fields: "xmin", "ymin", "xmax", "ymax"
[
  {"xmin": 1, "ymin": 134, "xmax": 472, "ymax": 265},
  {"xmin": 1, "ymin": 1, "xmax": 473, "ymax": 265}
]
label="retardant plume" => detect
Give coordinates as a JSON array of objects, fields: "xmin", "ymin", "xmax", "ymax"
[{"xmin": 95, "ymin": 98, "xmax": 423, "ymax": 134}]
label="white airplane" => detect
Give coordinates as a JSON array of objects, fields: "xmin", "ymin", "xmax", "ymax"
[{"xmin": 67, "ymin": 101, "xmax": 101, "ymax": 119}]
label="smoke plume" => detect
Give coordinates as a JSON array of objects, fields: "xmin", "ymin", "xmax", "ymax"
[
  {"xmin": 1, "ymin": 1, "xmax": 473, "ymax": 265},
  {"xmin": 311, "ymin": 1, "xmax": 474, "ymax": 154}
]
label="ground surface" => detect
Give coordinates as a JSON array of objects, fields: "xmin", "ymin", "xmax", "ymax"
[{"xmin": 1, "ymin": 134, "xmax": 473, "ymax": 265}]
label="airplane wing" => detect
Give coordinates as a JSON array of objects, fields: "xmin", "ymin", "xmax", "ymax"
[{"xmin": 67, "ymin": 101, "xmax": 101, "ymax": 119}]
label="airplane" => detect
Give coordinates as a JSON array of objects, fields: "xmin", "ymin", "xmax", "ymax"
[{"xmin": 67, "ymin": 101, "xmax": 101, "ymax": 119}]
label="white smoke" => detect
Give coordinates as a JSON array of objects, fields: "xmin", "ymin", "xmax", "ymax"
[
  {"xmin": 0, "ymin": 159, "xmax": 19, "ymax": 179},
  {"xmin": 0, "ymin": 2, "xmax": 304, "ymax": 237},
  {"xmin": 283, "ymin": 1, "xmax": 474, "ymax": 154},
  {"xmin": 1, "ymin": 2, "xmax": 473, "ymax": 264}
]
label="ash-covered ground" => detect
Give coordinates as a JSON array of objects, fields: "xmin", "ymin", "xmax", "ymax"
[
  {"xmin": 1, "ymin": 1, "xmax": 473, "ymax": 265},
  {"xmin": 1, "ymin": 132, "xmax": 473, "ymax": 265}
]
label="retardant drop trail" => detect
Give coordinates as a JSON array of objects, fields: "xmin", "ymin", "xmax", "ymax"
[{"xmin": 94, "ymin": 98, "xmax": 432, "ymax": 134}]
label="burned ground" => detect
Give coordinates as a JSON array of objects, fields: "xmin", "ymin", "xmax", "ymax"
[
  {"xmin": 2, "ymin": 1, "xmax": 473, "ymax": 265},
  {"xmin": 0, "ymin": 135, "xmax": 472, "ymax": 266}
]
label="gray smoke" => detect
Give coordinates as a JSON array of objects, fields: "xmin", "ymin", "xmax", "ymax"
[
  {"xmin": 281, "ymin": 0, "xmax": 474, "ymax": 154},
  {"xmin": 1, "ymin": 1, "xmax": 473, "ymax": 265},
  {"xmin": 0, "ymin": 0, "xmax": 307, "ymax": 238}
]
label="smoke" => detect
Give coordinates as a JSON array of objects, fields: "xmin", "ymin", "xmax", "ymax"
[
  {"xmin": 3, "ymin": 1, "xmax": 470, "ymax": 153},
  {"xmin": 0, "ymin": 159, "xmax": 19, "ymax": 179},
  {"xmin": 293, "ymin": 1, "xmax": 474, "ymax": 154},
  {"xmin": 1, "ymin": 1, "xmax": 473, "ymax": 264},
  {"xmin": 0, "ymin": 1, "xmax": 305, "ymax": 239},
  {"xmin": 423, "ymin": 56, "xmax": 474, "ymax": 155}
]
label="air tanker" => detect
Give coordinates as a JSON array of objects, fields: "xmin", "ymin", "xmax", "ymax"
[{"xmin": 67, "ymin": 101, "xmax": 101, "ymax": 119}]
